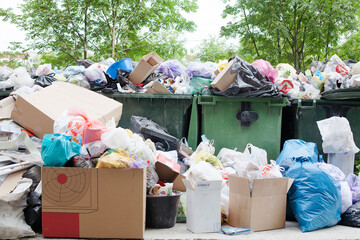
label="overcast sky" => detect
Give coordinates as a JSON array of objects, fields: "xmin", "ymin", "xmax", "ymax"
[{"xmin": 0, "ymin": 0, "xmax": 236, "ymax": 52}]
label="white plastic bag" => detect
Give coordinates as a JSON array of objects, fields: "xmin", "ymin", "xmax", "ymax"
[
  {"xmin": 317, "ymin": 116, "xmax": 359, "ymax": 154},
  {"xmin": 350, "ymin": 62, "xmax": 360, "ymax": 76},
  {"xmin": 351, "ymin": 74, "xmax": 360, "ymax": 87},
  {"xmin": 0, "ymin": 67, "xmax": 34, "ymax": 89},
  {"xmin": 35, "ymin": 64, "xmax": 52, "ymax": 76},
  {"xmin": 194, "ymin": 135, "xmax": 215, "ymax": 155},
  {"xmin": 84, "ymin": 63, "xmax": 108, "ymax": 85},
  {"xmin": 324, "ymin": 54, "xmax": 350, "ymax": 77},
  {"xmin": 63, "ymin": 66, "xmax": 85, "ymax": 78},
  {"xmin": 186, "ymin": 161, "xmax": 223, "ymax": 187},
  {"xmin": 242, "ymin": 143, "xmax": 267, "ymax": 168},
  {"xmin": 0, "ymin": 178, "xmax": 36, "ymax": 239},
  {"xmin": 217, "ymin": 148, "xmax": 244, "ymax": 167},
  {"xmin": 0, "ymin": 66, "xmax": 13, "ymax": 81},
  {"xmin": 67, "ymin": 74, "xmax": 90, "ymax": 89},
  {"xmin": 101, "ymin": 127, "xmax": 131, "ymax": 150}
]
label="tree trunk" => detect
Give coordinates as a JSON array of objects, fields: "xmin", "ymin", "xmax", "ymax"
[
  {"xmin": 293, "ymin": 3, "xmax": 298, "ymax": 70},
  {"xmin": 243, "ymin": 7, "xmax": 260, "ymax": 57},
  {"xmin": 84, "ymin": 3, "xmax": 88, "ymax": 59}
]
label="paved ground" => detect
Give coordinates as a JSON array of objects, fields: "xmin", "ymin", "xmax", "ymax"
[{"xmin": 25, "ymin": 221, "xmax": 360, "ymax": 240}]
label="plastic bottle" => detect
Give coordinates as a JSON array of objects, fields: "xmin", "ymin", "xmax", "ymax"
[{"xmin": 202, "ymin": 86, "xmax": 211, "ymax": 95}]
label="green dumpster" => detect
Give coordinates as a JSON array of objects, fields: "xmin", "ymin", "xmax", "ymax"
[
  {"xmin": 197, "ymin": 96, "xmax": 288, "ymax": 161},
  {"xmin": 103, "ymin": 93, "xmax": 194, "ymax": 144},
  {"xmin": 281, "ymin": 99, "xmax": 360, "ymax": 162}
]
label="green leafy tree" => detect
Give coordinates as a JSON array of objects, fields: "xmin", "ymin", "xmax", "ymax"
[
  {"xmin": 192, "ymin": 36, "xmax": 239, "ymax": 62},
  {"xmin": 221, "ymin": 0, "xmax": 360, "ymax": 70},
  {"xmin": 0, "ymin": 0, "xmax": 197, "ymax": 63}
]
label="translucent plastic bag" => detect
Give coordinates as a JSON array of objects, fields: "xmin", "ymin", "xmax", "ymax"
[
  {"xmin": 317, "ymin": 116, "xmax": 359, "ymax": 154},
  {"xmin": 186, "ymin": 161, "xmax": 223, "ymax": 186},
  {"xmin": 324, "ymin": 54, "xmax": 350, "ymax": 77},
  {"xmin": 194, "ymin": 135, "xmax": 215, "ymax": 155},
  {"xmin": 286, "ymin": 157, "xmax": 342, "ymax": 232},
  {"xmin": 84, "ymin": 63, "xmax": 108, "ymax": 85},
  {"xmin": 0, "ymin": 67, "xmax": 34, "ymax": 89},
  {"xmin": 190, "ymin": 76, "xmax": 212, "ymax": 94},
  {"xmin": 101, "ymin": 127, "xmax": 131, "ymax": 150},
  {"xmin": 63, "ymin": 66, "xmax": 85, "ymax": 78},
  {"xmin": 96, "ymin": 148, "xmax": 131, "ymax": 168},
  {"xmin": 309, "ymin": 61, "xmax": 327, "ymax": 75},
  {"xmin": 350, "ymin": 62, "xmax": 360, "ymax": 76},
  {"xmin": 157, "ymin": 60, "xmax": 186, "ymax": 78},
  {"xmin": 217, "ymin": 148, "xmax": 244, "ymax": 167},
  {"xmin": 41, "ymin": 133, "xmax": 81, "ymax": 167},
  {"xmin": 35, "ymin": 64, "xmax": 52, "ymax": 76},
  {"xmin": 192, "ymin": 150, "xmax": 222, "ymax": 169},
  {"xmin": 346, "ymin": 174, "xmax": 360, "ymax": 204},
  {"xmin": 0, "ymin": 66, "xmax": 13, "ymax": 81},
  {"xmin": 186, "ymin": 62, "xmax": 216, "ymax": 79},
  {"xmin": 242, "ymin": 143, "xmax": 267, "ymax": 168},
  {"xmin": 252, "ymin": 59, "xmax": 278, "ymax": 83},
  {"xmin": 67, "ymin": 74, "xmax": 90, "ymax": 88}
]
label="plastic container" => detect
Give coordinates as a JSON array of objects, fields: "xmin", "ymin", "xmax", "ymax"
[
  {"xmin": 196, "ymin": 96, "xmax": 288, "ymax": 161},
  {"xmin": 106, "ymin": 58, "xmax": 133, "ymax": 79},
  {"xmin": 282, "ymin": 99, "xmax": 360, "ymax": 162},
  {"xmin": 328, "ymin": 152, "xmax": 355, "ymax": 177},
  {"xmin": 103, "ymin": 93, "xmax": 195, "ymax": 148},
  {"xmin": 146, "ymin": 191, "xmax": 182, "ymax": 228}
]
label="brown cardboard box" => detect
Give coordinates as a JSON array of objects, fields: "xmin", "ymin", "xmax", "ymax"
[
  {"xmin": 145, "ymin": 81, "xmax": 172, "ymax": 94},
  {"xmin": 210, "ymin": 60, "xmax": 237, "ymax": 92},
  {"xmin": 42, "ymin": 167, "xmax": 146, "ymax": 239},
  {"xmin": 129, "ymin": 52, "xmax": 163, "ymax": 84},
  {"xmin": 155, "ymin": 155, "xmax": 186, "ymax": 191},
  {"xmin": 11, "ymin": 82, "xmax": 123, "ymax": 138},
  {"xmin": 228, "ymin": 175, "xmax": 294, "ymax": 232}
]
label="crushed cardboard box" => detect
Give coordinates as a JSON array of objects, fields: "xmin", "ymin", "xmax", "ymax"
[
  {"xmin": 11, "ymin": 82, "xmax": 123, "ymax": 139},
  {"xmin": 228, "ymin": 175, "xmax": 294, "ymax": 232},
  {"xmin": 129, "ymin": 52, "xmax": 163, "ymax": 84},
  {"xmin": 210, "ymin": 59, "xmax": 236, "ymax": 92},
  {"xmin": 42, "ymin": 167, "xmax": 146, "ymax": 239},
  {"xmin": 146, "ymin": 81, "xmax": 172, "ymax": 94}
]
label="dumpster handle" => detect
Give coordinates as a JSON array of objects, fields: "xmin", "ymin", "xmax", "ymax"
[
  {"xmin": 297, "ymin": 99, "xmax": 317, "ymax": 109},
  {"xmin": 198, "ymin": 96, "xmax": 216, "ymax": 105},
  {"xmin": 267, "ymin": 98, "xmax": 289, "ymax": 107}
]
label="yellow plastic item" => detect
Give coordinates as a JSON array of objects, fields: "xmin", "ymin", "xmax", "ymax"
[
  {"xmin": 96, "ymin": 148, "xmax": 132, "ymax": 168},
  {"xmin": 219, "ymin": 63, "xmax": 227, "ymax": 71},
  {"xmin": 125, "ymin": 129, "xmax": 133, "ymax": 137},
  {"xmin": 194, "ymin": 150, "xmax": 223, "ymax": 169}
]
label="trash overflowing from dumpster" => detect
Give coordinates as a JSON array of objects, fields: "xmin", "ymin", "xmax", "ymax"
[{"xmin": 0, "ymin": 52, "xmax": 360, "ymax": 239}]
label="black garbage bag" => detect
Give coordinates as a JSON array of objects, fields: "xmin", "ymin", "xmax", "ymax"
[
  {"xmin": 23, "ymin": 166, "xmax": 41, "ymax": 192},
  {"xmin": 24, "ymin": 191, "xmax": 42, "ymax": 233},
  {"xmin": 213, "ymin": 55, "xmax": 283, "ymax": 98},
  {"xmin": 339, "ymin": 201, "xmax": 360, "ymax": 227},
  {"xmin": 33, "ymin": 73, "xmax": 57, "ymax": 87}
]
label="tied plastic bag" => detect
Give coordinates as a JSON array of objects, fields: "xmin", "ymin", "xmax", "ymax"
[
  {"xmin": 317, "ymin": 116, "xmax": 359, "ymax": 154},
  {"xmin": 67, "ymin": 74, "xmax": 90, "ymax": 89},
  {"xmin": 286, "ymin": 157, "xmax": 342, "ymax": 232},
  {"xmin": 0, "ymin": 67, "xmax": 34, "ymax": 89},
  {"xmin": 186, "ymin": 62, "xmax": 216, "ymax": 79},
  {"xmin": 346, "ymin": 174, "xmax": 360, "ymax": 204},
  {"xmin": 35, "ymin": 64, "xmax": 52, "ymax": 76},
  {"xmin": 260, "ymin": 160, "xmax": 284, "ymax": 178},
  {"xmin": 324, "ymin": 54, "xmax": 350, "ymax": 77},
  {"xmin": 316, "ymin": 162, "xmax": 352, "ymax": 213},
  {"xmin": 339, "ymin": 201, "xmax": 360, "ymax": 227},
  {"xmin": 41, "ymin": 133, "xmax": 81, "ymax": 167},
  {"xmin": 63, "ymin": 66, "xmax": 85, "ymax": 78},
  {"xmin": 194, "ymin": 135, "xmax": 215, "ymax": 155},
  {"xmin": 84, "ymin": 63, "xmax": 108, "ymax": 85},
  {"xmin": 157, "ymin": 60, "xmax": 186, "ymax": 78},
  {"xmin": 242, "ymin": 143, "xmax": 267, "ymax": 168},
  {"xmin": 217, "ymin": 148, "xmax": 244, "ymax": 168},
  {"xmin": 252, "ymin": 59, "xmax": 278, "ymax": 83}
]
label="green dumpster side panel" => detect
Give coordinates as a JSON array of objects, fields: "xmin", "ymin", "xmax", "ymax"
[
  {"xmin": 283, "ymin": 99, "xmax": 360, "ymax": 162},
  {"xmin": 103, "ymin": 93, "xmax": 193, "ymax": 141},
  {"xmin": 198, "ymin": 96, "xmax": 287, "ymax": 161}
]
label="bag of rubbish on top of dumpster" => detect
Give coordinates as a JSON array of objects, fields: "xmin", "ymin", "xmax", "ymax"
[
  {"xmin": 84, "ymin": 63, "xmax": 108, "ymax": 86},
  {"xmin": 276, "ymin": 139, "xmax": 319, "ymax": 175},
  {"xmin": 316, "ymin": 162, "xmax": 352, "ymax": 213},
  {"xmin": 186, "ymin": 62, "xmax": 216, "ymax": 79},
  {"xmin": 324, "ymin": 54, "xmax": 350, "ymax": 77},
  {"xmin": 252, "ymin": 59, "xmax": 278, "ymax": 83},
  {"xmin": 0, "ymin": 67, "xmax": 34, "ymax": 90},
  {"xmin": 286, "ymin": 157, "xmax": 342, "ymax": 232},
  {"xmin": 309, "ymin": 61, "xmax": 327, "ymax": 76},
  {"xmin": 34, "ymin": 73, "xmax": 58, "ymax": 87},
  {"xmin": 339, "ymin": 200, "xmax": 360, "ymax": 227},
  {"xmin": 157, "ymin": 60, "xmax": 186, "ymax": 79},
  {"xmin": 213, "ymin": 55, "xmax": 283, "ymax": 98},
  {"xmin": 63, "ymin": 66, "xmax": 85, "ymax": 78}
]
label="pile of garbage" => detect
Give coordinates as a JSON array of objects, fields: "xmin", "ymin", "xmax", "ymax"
[{"xmin": 1, "ymin": 52, "xmax": 358, "ymax": 100}]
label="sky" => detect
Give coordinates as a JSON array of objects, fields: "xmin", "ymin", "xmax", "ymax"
[{"xmin": 0, "ymin": 0, "xmax": 235, "ymax": 52}]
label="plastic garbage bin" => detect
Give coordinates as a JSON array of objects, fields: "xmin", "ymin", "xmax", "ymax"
[
  {"xmin": 146, "ymin": 191, "xmax": 182, "ymax": 228},
  {"xmin": 196, "ymin": 96, "xmax": 288, "ymax": 161},
  {"xmin": 282, "ymin": 99, "xmax": 360, "ymax": 162}
]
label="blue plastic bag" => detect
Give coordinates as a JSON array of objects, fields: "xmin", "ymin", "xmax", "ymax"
[
  {"xmin": 41, "ymin": 133, "xmax": 81, "ymax": 167},
  {"xmin": 276, "ymin": 139, "xmax": 319, "ymax": 166},
  {"xmin": 286, "ymin": 157, "xmax": 342, "ymax": 232}
]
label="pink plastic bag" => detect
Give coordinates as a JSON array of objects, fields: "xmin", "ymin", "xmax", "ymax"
[{"xmin": 252, "ymin": 59, "xmax": 278, "ymax": 83}]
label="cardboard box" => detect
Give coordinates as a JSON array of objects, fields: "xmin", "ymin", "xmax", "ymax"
[
  {"xmin": 210, "ymin": 60, "xmax": 237, "ymax": 92},
  {"xmin": 145, "ymin": 81, "xmax": 172, "ymax": 94},
  {"xmin": 11, "ymin": 82, "xmax": 123, "ymax": 138},
  {"xmin": 42, "ymin": 167, "xmax": 146, "ymax": 239},
  {"xmin": 183, "ymin": 180, "xmax": 222, "ymax": 233},
  {"xmin": 129, "ymin": 52, "xmax": 163, "ymax": 84},
  {"xmin": 155, "ymin": 154, "xmax": 181, "ymax": 183},
  {"xmin": 228, "ymin": 175, "xmax": 294, "ymax": 232}
]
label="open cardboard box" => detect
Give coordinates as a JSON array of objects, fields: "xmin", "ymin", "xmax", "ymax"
[
  {"xmin": 210, "ymin": 59, "xmax": 237, "ymax": 92},
  {"xmin": 129, "ymin": 52, "xmax": 163, "ymax": 84},
  {"xmin": 228, "ymin": 175, "xmax": 294, "ymax": 232},
  {"xmin": 155, "ymin": 154, "xmax": 186, "ymax": 191},
  {"xmin": 146, "ymin": 81, "xmax": 172, "ymax": 94},
  {"xmin": 10, "ymin": 82, "xmax": 123, "ymax": 139},
  {"xmin": 42, "ymin": 167, "xmax": 146, "ymax": 239}
]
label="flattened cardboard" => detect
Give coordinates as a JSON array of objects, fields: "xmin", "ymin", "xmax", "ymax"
[
  {"xmin": 0, "ymin": 170, "xmax": 26, "ymax": 195},
  {"xmin": 145, "ymin": 81, "xmax": 172, "ymax": 94},
  {"xmin": 0, "ymin": 96, "xmax": 15, "ymax": 119},
  {"xmin": 11, "ymin": 82, "xmax": 123, "ymax": 139},
  {"xmin": 183, "ymin": 180, "xmax": 222, "ymax": 233},
  {"xmin": 228, "ymin": 175, "xmax": 293, "ymax": 232},
  {"xmin": 129, "ymin": 52, "xmax": 163, "ymax": 84},
  {"xmin": 210, "ymin": 60, "xmax": 236, "ymax": 92},
  {"xmin": 42, "ymin": 167, "xmax": 146, "ymax": 239}
]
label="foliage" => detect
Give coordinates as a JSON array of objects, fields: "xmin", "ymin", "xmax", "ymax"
[
  {"xmin": 221, "ymin": 0, "xmax": 360, "ymax": 70},
  {"xmin": 192, "ymin": 36, "xmax": 239, "ymax": 62}
]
